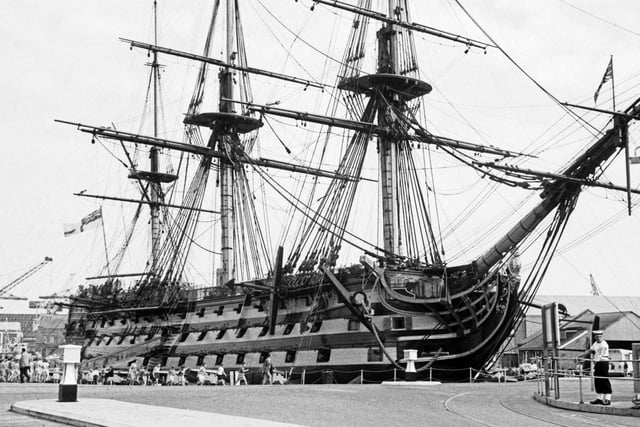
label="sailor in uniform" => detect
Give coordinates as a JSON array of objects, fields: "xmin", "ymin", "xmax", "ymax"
[{"xmin": 576, "ymin": 330, "xmax": 612, "ymax": 405}]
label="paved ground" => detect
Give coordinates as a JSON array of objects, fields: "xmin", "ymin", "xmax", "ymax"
[{"xmin": 1, "ymin": 378, "xmax": 639, "ymax": 426}]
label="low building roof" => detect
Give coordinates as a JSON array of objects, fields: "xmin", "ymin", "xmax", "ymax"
[
  {"xmin": 0, "ymin": 321, "xmax": 22, "ymax": 331},
  {"xmin": 518, "ymin": 310, "xmax": 640, "ymax": 351},
  {"xmin": 534, "ymin": 295, "xmax": 640, "ymax": 317}
]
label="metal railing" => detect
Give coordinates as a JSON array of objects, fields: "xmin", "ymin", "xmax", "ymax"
[{"xmin": 534, "ymin": 355, "xmax": 640, "ymax": 406}]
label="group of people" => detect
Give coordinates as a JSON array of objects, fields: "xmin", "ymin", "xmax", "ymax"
[
  {"xmin": 0, "ymin": 348, "xmax": 59, "ymax": 383},
  {"xmin": 89, "ymin": 360, "xmax": 252, "ymax": 386},
  {"xmin": 87, "ymin": 354, "xmax": 284, "ymax": 386}
]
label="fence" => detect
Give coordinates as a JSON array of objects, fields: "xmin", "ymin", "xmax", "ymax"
[
  {"xmin": 291, "ymin": 365, "xmax": 529, "ymax": 385},
  {"xmin": 535, "ymin": 355, "xmax": 640, "ymax": 406}
]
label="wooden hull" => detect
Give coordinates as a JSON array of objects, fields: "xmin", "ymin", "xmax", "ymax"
[{"xmin": 66, "ymin": 264, "xmax": 520, "ymax": 383}]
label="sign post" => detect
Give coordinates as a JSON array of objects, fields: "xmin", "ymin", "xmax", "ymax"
[
  {"xmin": 632, "ymin": 343, "xmax": 640, "ymax": 408},
  {"xmin": 541, "ymin": 303, "xmax": 560, "ymax": 399}
]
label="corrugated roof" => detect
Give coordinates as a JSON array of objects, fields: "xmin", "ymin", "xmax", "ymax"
[
  {"xmin": 534, "ymin": 295, "xmax": 640, "ymax": 316},
  {"xmin": 519, "ymin": 310, "xmax": 640, "ymax": 350}
]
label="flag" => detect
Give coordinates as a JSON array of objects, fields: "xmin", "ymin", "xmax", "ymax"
[
  {"xmin": 63, "ymin": 208, "xmax": 102, "ymax": 237},
  {"xmin": 589, "ymin": 273, "xmax": 600, "ymax": 296},
  {"xmin": 593, "ymin": 57, "xmax": 613, "ymax": 103}
]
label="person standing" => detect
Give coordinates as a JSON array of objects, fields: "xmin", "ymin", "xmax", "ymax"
[
  {"xmin": 262, "ymin": 353, "xmax": 273, "ymax": 385},
  {"xmin": 197, "ymin": 363, "xmax": 208, "ymax": 385},
  {"xmin": 152, "ymin": 364, "xmax": 161, "ymax": 385},
  {"xmin": 176, "ymin": 366, "xmax": 186, "ymax": 386},
  {"xmin": 576, "ymin": 330, "xmax": 612, "ymax": 405},
  {"xmin": 140, "ymin": 366, "xmax": 149, "ymax": 386},
  {"xmin": 236, "ymin": 362, "xmax": 248, "ymax": 385},
  {"xmin": 128, "ymin": 360, "xmax": 138, "ymax": 386},
  {"xmin": 216, "ymin": 364, "xmax": 226, "ymax": 385},
  {"xmin": 18, "ymin": 348, "xmax": 31, "ymax": 383}
]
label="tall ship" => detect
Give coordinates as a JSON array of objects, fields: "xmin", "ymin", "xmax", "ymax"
[{"xmin": 60, "ymin": 0, "xmax": 640, "ymax": 383}]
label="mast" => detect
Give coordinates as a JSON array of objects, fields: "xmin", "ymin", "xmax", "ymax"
[
  {"xmin": 218, "ymin": 0, "xmax": 237, "ymax": 286},
  {"xmin": 378, "ymin": 0, "xmax": 404, "ymax": 258},
  {"xmin": 149, "ymin": 0, "xmax": 161, "ymax": 264}
]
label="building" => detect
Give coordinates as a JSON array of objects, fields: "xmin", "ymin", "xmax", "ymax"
[
  {"xmin": 33, "ymin": 313, "xmax": 67, "ymax": 358},
  {"xmin": 502, "ymin": 295, "xmax": 640, "ymax": 368},
  {"xmin": 0, "ymin": 321, "xmax": 22, "ymax": 355}
]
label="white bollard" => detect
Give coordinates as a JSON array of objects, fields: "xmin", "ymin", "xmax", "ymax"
[
  {"xmin": 58, "ymin": 344, "xmax": 82, "ymax": 402},
  {"xmin": 403, "ymin": 349, "xmax": 417, "ymax": 381}
]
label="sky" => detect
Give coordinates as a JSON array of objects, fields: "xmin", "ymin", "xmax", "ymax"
[{"xmin": 1, "ymin": 0, "xmax": 640, "ymax": 302}]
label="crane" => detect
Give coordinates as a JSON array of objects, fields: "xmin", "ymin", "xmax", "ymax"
[{"xmin": 0, "ymin": 257, "xmax": 53, "ymax": 300}]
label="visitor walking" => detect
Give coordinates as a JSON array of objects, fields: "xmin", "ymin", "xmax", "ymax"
[{"xmin": 18, "ymin": 348, "xmax": 31, "ymax": 383}]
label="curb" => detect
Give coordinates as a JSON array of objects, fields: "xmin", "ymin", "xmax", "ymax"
[
  {"xmin": 532, "ymin": 393, "xmax": 640, "ymax": 417},
  {"xmin": 11, "ymin": 402, "xmax": 105, "ymax": 427}
]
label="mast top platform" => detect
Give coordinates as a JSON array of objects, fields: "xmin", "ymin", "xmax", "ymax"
[
  {"xmin": 338, "ymin": 73, "xmax": 432, "ymax": 100},
  {"xmin": 128, "ymin": 170, "xmax": 178, "ymax": 183},
  {"xmin": 184, "ymin": 112, "xmax": 263, "ymax": 134}
]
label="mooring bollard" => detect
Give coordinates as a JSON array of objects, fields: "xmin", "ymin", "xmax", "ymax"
[
  {"xmin": 403, "ymin": 349, "xmax": 417, "ymax": 381},
  {"xmin": 58, "ymin": 344, "xmax": 82, "ymax": 402}
]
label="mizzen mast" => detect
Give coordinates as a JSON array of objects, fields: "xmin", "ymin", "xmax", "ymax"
[{"xmin": 126, "ymin": 0, "xmax": 178, "ymax": 266}]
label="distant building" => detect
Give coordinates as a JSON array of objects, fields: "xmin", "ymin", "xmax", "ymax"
[
  {"xmin": 34, "ymin": 313, "xmax": 67, "ymax": 358},
  {"xmin": 0, "ymin": 321, "xmax": 22, "ymax": 354},
  {"xmin": 501, "ymin": 295, "xmax": 640, "ymax": 369}
]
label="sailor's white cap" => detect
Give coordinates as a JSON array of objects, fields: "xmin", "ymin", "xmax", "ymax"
[{"xmin": 592, "ymin": 330, "xmax": 604, "ymax": 335}]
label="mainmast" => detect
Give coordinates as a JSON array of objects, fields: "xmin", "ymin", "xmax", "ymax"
[
  {"xmin": 218, "ymin": 0, "xmax": 237, "ymax": 286},
  {"xmin": 378, "ymin": 0, "xmax": 403, "ymax": 257},
  {"xmin": 149, "ymin": 0, "xmax": 161, "ymax": 264}
]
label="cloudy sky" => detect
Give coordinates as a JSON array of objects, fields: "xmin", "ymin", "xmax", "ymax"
[{"xmin": 1, "ymin": 0, "xmax": 640, "ymax": 301}]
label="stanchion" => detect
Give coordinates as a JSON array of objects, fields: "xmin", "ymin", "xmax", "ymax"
[
  {"xmin": 429, "ymin": 367, "xmax": 432, "ymax": 382},
  {"xmin": 393, "ymin": 368, "xmax": 396, "ymax": 382},
  {"xmin": 360, "ymin": 369, "xmax": 363, "ymax": 385},
  {"xmin": 302, "ymin": 368, "xmax": 306, "ymax": 385},
  {"xmin": 578, "ymin": 366, "xmax": 584, "ymax": 404},
  {"xmin": 469, "ymin": 367, "xmax": 472, "ymax": 383},
  {"xmin": 553, "ymin": 357, "xmax": 560, "ymax": 399}
]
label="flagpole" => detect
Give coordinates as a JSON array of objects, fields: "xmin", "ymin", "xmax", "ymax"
[
  {"xmin": 611, "ymin": 54, "xmax": 633, "ymax": 216},
  {"xmin": 610, "ymin": 55, "xmax": 616, "ymax": 111},
  {"xmin": 99, "ymin": 206, "xmax": 112, "ymax": 276}
]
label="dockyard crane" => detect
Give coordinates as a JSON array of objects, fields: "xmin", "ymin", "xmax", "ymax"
[{"xmin": 0, "ymin": 257, "xmax": 53, "ymax": 300}]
